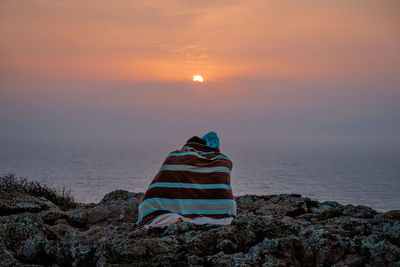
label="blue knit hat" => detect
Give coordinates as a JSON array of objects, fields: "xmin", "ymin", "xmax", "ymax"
[{"xmin": 201, "ymin": 131, "xmax": 220, "ymax": 148}]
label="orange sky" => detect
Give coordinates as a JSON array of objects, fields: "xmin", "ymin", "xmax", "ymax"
[
  {"xmin": 1, "ymin": 0, "xmax": 399, "ymax": 82},
  {"xmin": 0, "ymin": 0, "xmax": 399, "ymax": 146}
]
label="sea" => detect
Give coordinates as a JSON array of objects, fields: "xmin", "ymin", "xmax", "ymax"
[{"xmin": 1, "ymin": 142, "xmax": 399, "ymax": 212}]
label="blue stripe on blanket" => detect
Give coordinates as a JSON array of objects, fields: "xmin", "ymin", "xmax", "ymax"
[
  {"xmin": 139, "ymin": 203, "xmax": 235, "ymax": 216},
  {"xmin": 160, "ymin": 164, "xmax": 231, "ymax": 173},
  {"xmin": 148, "ymin": 182, "xmax": 232, "ymax": 190},
  {"xmin": 168, "ymin": 152, "xmax": 230, "ymax": 161}
]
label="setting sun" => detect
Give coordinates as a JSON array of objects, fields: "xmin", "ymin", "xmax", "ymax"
[{"xmin": 193, "ymin": 75, "xmax": 204, "ymax": 83}]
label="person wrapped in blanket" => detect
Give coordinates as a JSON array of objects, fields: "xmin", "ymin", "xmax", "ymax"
[{"xmin": 136, "ymin": 131, "xmax": 236, "ymax": 229}]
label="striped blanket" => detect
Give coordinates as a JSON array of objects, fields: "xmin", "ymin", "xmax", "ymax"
[{"xmin": 137, "ymin": 140, "xmax": 236, "ymax": 227}]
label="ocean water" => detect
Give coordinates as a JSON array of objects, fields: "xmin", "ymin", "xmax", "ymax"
[{"xmin": 0, "ymin": 142, "xmax": 399, "ymax": 211}]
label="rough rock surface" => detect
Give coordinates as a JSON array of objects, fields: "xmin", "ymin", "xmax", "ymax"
[{"xmin": 0, "ymin": 190, "xmax": 399, "ymax": 266}]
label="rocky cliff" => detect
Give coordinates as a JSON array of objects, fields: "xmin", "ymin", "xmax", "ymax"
[{"xmin": 1, "ymin": 189, "xmax": 399, "ymax": 266}]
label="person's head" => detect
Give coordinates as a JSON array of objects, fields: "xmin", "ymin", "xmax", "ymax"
[
  {"xmin": 186, "ymin": 131, "xmax": 220, "ymax": 148},
  {"xmin": 201, "ymin": 131, "xmax": 220, "ymax": 148},
  {"xmin": 186, "ymin": 136, "xmax": 206, "ymax": 145}
]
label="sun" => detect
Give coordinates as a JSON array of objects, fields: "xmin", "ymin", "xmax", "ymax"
[{"xmin": 193, "ymin": 75, "xmax": 204, "ymax": 83}]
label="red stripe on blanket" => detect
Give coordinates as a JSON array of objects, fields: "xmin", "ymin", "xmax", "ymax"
[
  {"xmin": 163, "ymin": 156, "xmax": 232, "ymax": 168},
  {"xmin": 150, "ymin": 171, "xmax": 231, "ymax": 185},
  {"xmin": 141, "ymin": 187, "xmax": 234, "ymax": 201}
]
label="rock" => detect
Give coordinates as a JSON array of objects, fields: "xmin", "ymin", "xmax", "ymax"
[
  {"xmin": 206, "ymin": 251, "xmax": 257, "ymax": 266},
  {"xmin": 319, "ymin": 207, "xmax": 343, "ymax": 219},
  {"xmin": 86, "ymin": 191, "xmax": 142, "ymax": 225},
  {"xmin": 17, "ymin": 234, "xmax": 52, "ymax": 263},
  {"xmin": 0, "ymin": 213, "xmax": 47, "ymax": 252},
  {"xmin": 40, "ymin": 208, "xmax": 66, "ymax": 223},
  {"xmin": 0, "ymin": 191, "xmax": 59, "ymax": 216},
  {"xmin": 332, "ymin": 254, "xmax": 364, "ymax": 267},
  {"xmin": 235, "ymin": 194, "xmax": 309, "ymax": 217},
  {"xmin": 216, "ymin": 239, "xmax": 238, "ymax": 252},
  {"xmin": 100, "ymin": 190, "xmax": 143, "ymax": 203},
  {"xmin": 386, "ymin": 210, "xmax": 400, "ymax": 221},
  {"xmin": 0, "ymin": 239, "xmax": 19, "ymax": 267},
  {"xmin": 54, "ymin": 219, "xmax": 68, "ymax": 225},
  {"xmin": 68, "ymin": 208, "xmax": 88, "ymax": 227},
  {"xmin": 0, "ymin": 190, "xmax": 399, "ymax": 266}
]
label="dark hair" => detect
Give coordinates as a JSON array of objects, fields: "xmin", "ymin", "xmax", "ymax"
[{"xmin": 186, "ymin": 136, "xmax": 206, "ymax": 145}]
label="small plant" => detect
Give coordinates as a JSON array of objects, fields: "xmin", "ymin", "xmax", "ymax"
[{"xmin": 0, "ymin": 173, "xmax": 79, "ymax": 211}]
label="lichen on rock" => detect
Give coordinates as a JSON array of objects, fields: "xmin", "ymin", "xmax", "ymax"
[{"xmin": 0, "ymin": 190, "xmax": 399, "ymax": 266}]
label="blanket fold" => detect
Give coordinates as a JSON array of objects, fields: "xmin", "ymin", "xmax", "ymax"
[{"xmin": 137, "ymin": 139, "xmax": 236, "ymax": 226}]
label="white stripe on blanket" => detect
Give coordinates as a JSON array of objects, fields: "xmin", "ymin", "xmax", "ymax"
[{"xmin": 142, "ymin": 212, "xmax": 233, "ymax": 229}]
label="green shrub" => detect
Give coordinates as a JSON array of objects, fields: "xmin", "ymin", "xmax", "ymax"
[{"xmin": 0, "ymin": 173, "xmax": 79, "ymax": 211}]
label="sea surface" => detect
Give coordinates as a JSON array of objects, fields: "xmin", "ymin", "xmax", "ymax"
[{"xmin": 1, "ymin": 142, "xmax": 399, "ymax": 211}]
